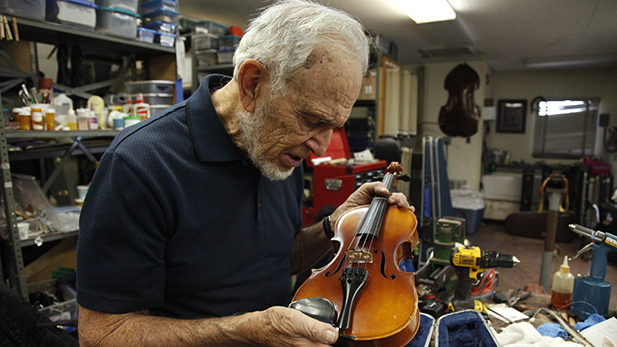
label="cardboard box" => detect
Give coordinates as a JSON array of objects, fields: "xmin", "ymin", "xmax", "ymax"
[
  {"xmin": 25, "ymin": 237, "xmax": 76, "ymax": 283},
  {"xmin": 358, "ymin": 69, "xmax": 377, "ymax": 100}
]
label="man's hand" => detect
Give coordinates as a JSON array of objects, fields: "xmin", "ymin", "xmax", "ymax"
[
  {"xmin": 237, "ymin": 306, "xmax": 339, "ymax": 346},
  {"xmin": 330, "ymin": 181, "xmax": 414, "ymax": 227}
]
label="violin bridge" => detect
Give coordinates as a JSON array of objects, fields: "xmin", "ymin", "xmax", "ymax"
[{"xmin": 345, "ymin": 250, "xmax": 373, "ymax": 263}]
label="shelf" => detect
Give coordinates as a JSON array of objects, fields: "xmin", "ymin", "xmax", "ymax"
[
  {"xmin": 4, "ymin": 130, "xmax": 120, "ymax": 139},
  {"xmin": 14, "ymin": 17, "xmax": 174, "ymax": 57},
  {"xmin": 196, "ymin": 64, "xmax": 234, "ymax": 73},
  {"xmin": 19, "ymin": 230, "xmax": 79, "ymax": 248}
]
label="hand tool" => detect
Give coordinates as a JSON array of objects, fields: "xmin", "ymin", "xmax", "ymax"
[
  {"xmin": 448, "ymin": 245, "xmax": 519, "ymax": 313},
  {"xmin": 568, "ymin": 224, "xmax": 617, "ymax": 320}
]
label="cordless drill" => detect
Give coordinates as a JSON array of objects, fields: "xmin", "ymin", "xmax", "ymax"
[{"xmin": 449, "ymin": 245, "xmax": 520, "ymax": 312}]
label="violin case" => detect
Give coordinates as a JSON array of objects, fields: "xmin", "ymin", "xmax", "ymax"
[
  {"xmin": 406, "ymin": 313, "xmax": 435, "ymax": 347},
  {"xmin": 435, "ymin": 310, "xmax": 500, "ymax": 347}
]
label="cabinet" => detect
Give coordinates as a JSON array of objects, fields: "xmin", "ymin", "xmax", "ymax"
[{"xmin": 0, "ymin": 16, "xmax": 177, "ymax": 299}]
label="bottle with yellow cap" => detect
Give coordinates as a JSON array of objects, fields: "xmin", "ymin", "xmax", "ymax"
[{"xmin": 551, "ymin": 256, "xmax": 575, "ymax": 309}]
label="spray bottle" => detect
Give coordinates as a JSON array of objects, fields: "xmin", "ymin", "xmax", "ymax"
[{"xmin": 551, "ymin": 256, "xmax": 574, "ymax": 309}]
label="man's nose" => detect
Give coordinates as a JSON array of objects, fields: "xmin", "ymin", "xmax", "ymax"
[{"xmin": 306, "ymin": 128, "xmax": 333, "ymax": 157}]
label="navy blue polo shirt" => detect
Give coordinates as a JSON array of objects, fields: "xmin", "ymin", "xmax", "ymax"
[{"xmin": 76, "ymin": 75, "xmax": 304, "ymax": 319}]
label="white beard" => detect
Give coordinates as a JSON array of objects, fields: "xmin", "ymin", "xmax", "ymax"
[{"xmin": 236, "ymin": 100, "xmax": 295, "ymax": 181}]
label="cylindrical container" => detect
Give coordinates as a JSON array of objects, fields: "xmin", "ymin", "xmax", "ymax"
[
  {"xmin": 45, "ymin": 108, "xmax": 56, "ymax": 130},
  {"xmin": 67, "ymin": 109, "xmax": 78, "ymax": 130},
  {"xmin": 113, "ymin": 118, "xmax": 124, "ymax": 130},
  {"xmin": 89, "ymin": 112, "xmax": 98, "ymax": 130},
  {"xmin": 19, "ymin": 108, "xmax": 31, "ymax": 130},
  {"xmin": 123, "ymin": 116, "xmax": 141, "ymax": 128},
  {"xmin": 133, "ymin": 93, "xmax": 150, "ymax": 120},
  {"xmin": 77, "ymin": 185, "xmax": 89, "ymax": 200},
  {"xmin": 30, "ymin": 104, "xmax": 46, "ymax": 131},
  {"xmin": 551, "ymin": 256, "xmax": 575, "ymax": 309},
  {"xmin": 78, "ymin": 115, "xmax": 90, "ymax": 130},
  {"xmin": 11, "ymin": 107, "xmax": 22, "ymax": 122},
  {"xmin": 17, "ymin": 222, "xmax": 29, "ymax": 240}
]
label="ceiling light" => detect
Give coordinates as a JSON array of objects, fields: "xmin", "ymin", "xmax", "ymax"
[{"xmin": 389, "ymin": 0, "xmax": 456, "ymax": 24}]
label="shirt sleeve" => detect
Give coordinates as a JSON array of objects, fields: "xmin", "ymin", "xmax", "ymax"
[{"xmin": 76, "ymin": 149, "xmax": 169, "ymax": 314}]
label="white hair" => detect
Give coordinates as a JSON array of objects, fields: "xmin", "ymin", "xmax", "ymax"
[{"xmin": 233, "ymin": 0, "xmax": 370, "ymax": 94}]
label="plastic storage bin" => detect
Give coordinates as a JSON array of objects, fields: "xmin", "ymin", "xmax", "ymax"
[
  {"xmin": 125, "ymin": 80, "xmax": 175, "ymax": 94},
  {"xmin": 144, "ymin": 20, "xmax": 176, "ymax": 33},
  {"xmin": 95, "ymin": 0, "xmax": 137, "ymax": 12},
  {"xmin": 218, "ymin": 35, "xmax": 241, "ymax": 50},
  {"xmin": 150, "ymin": 104, "xmax": 170, "ymax": 116},
  {"xmin": 142, "ymin": 8, "xmax": 178, "ymax": 25},
  {"xmin": 140, "ymin": 0, "xmax": 177, "ymax": 14},
  {"xmin": 195, "ymin": 20, "xmax": 228, "ymax": 36},
  {"xmin": 134, "ymin": 93, "xmax": 172, "ymax": 105},
  {"xmin": 217, "ymin": 49, "xmax": 235, "ymax": 64},
  {"xmin": 195, "ymin": 50, "xmax": 217, "ymax": 67},
  {"xmin": 155, "ymin": 32, "xmax": 175, "ymax": 47},
  {"xmin": 0, "ymin": 0, "xmax": 45, "ymax": 21},
  {"xmin": 193, "ymin": 34, "xmax": 218, "ymax": 50},
  {"xmin": 28, "ymin": 279, "xmax": 77, "ymax": 322},
  {"xmin": 96, "ymin": 7, "xmax": 139, "ymax": 39},
  {"xmin": 451, "ymin": 207, "xmax": 485, "ymax": 235},
  {"xmin": 46, "ymin": 0, "xmax": 98, "ymax": 30},
  {"xmin": 137, "ymin": 27, "xmax": 156, "ymax": 43}
]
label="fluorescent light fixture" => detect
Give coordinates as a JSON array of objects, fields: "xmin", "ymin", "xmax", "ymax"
[{"xmin": 389, "ymin": 0, "xmax": 456, "ymax": 24}]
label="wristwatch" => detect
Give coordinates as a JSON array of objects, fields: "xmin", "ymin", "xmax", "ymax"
[{"xmin": 322, "ymin": 215, "xmax": 334, "ymax": 238}]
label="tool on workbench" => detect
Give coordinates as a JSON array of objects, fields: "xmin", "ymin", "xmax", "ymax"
[
  {"xmin": 508, "ymin": 287, "xmax": 532, "ymax": 307},
  {"xmin": 448, "ymin": 245, "xmax": 519, "ymax": 313},
  {"xmin": 415, "ymin": 217, "xmax": 465, "ymax": 318},
  {"xmin": 568, "ymin": 224, "xmax": 617, "ymax": 320}
]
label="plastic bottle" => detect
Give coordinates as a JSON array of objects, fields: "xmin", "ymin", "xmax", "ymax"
[
  {"xmin": 123, "ymin": 95, "xmax": 134, "ymax": 115},
  {"xmin": 133, "ymin": 93, "xmax": 150, "ymax": 121},
  {"xmin": 52, "ymin": 92, "xmax": 73, "ymax": 118},
  {"xmin": 66, "ymin": 109, "xmax": 77, "ymax": 130},
  {"xmin": 551, "ymin": 256, "xmax": 575, "ymax": 309}
]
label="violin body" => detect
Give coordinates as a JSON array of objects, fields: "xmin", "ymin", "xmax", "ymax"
[
  {"xmin": 438, "ymin": 63, "xmax": 481, "ymax": 137},
  {"xmin": 293, "ymin": 204, "xmax": 420, "ymax": 346}
]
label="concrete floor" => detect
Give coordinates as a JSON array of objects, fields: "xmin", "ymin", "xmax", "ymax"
[{"xmin": 466, "ymin": 220, "xmax": 617, "ymax": 316}]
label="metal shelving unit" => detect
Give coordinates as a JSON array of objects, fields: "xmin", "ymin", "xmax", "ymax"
[
  {"xmin": 0, "ymin": 16, "xmax": 175, "ymax": 299},
  {"xmin": 0, "ymin": 123, "xmax": 120, "ymax": 299}
]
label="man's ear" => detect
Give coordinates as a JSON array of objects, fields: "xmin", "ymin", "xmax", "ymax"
[{"xmin": 237, "ymin": 59, "xmax": 267, "ymax": 113}]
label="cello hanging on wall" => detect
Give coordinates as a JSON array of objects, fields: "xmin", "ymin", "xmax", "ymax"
[{"xmin": 438, "ymin": 63, "xmax": 481, "ymax": 138}]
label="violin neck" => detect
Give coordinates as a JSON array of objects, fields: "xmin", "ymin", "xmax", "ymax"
[{"xmin": 355, "ymin": 173, "xmax": 395, "ymax": 239}]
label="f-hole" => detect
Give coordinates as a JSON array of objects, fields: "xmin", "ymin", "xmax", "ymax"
[{"xmin": 375, "ymin": 249, "xmax": 396, "ymax": 280}]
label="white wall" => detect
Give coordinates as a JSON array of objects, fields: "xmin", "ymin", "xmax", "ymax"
[
  {"xmin": 419, "ymin": 61, "xmax": 488, "ymax": 191},
  {"xmin": 486, "ymin": 67, "xmax": 617, "ymax": 172}
]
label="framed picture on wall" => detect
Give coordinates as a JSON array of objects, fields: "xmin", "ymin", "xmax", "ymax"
[{"xmin": 497, "ymin": 99, "xmax": 527, "ymax": 133}]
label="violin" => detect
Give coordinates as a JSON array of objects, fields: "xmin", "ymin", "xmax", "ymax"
[
  {"xmin": 438, "ymin": 63, "xmax": 481, "ymax": 138},
  {"xmin": 291, "ymin": 162, "xmax": 420, "ymax": 346}
]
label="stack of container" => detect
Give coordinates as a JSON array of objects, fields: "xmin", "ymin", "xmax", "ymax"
[
  {"xmin": 95, "ymin": 0, "xmax": 140, "ymax": 39},
  {"xmin": 46, "ymin": 0, "xmax": 99, "ymax": 31},
  {"xmin": 192, "ymin": 21, "xmax": 229, "ymax": 68},
  {"xmin": 140, "ymin": 0, "xmax": 179, "ymax": 47},
  {"xmin": 124, "ymin": 80, "xmax": 175, "ymax": 120}
]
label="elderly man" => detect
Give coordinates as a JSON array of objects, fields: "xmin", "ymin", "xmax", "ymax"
[{"xmin": 76, "ymin": 0, "xmax": 413, "ymax": 345}]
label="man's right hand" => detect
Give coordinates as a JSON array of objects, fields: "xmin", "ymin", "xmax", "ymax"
[{"xmin": 78, "ymin": 305, "xmax": 339, "ymax": 346}]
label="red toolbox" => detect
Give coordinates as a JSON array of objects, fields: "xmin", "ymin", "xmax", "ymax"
[{"xmin": 303, "ymin": 128, "xmax": 387, "ymax": 227}]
